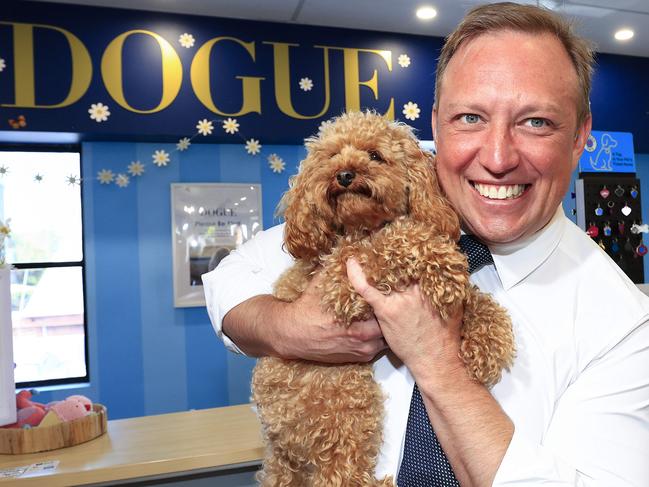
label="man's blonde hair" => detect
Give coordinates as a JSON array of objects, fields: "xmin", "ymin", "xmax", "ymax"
[{"xmin": 434, "ymin": 2, "xmax": 595, "ymax": 124}]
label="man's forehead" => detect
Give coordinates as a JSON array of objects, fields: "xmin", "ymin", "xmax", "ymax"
[
  {"xmin": 440, "ymin": 30, "xmax": 578, "ymax": 92},
  {"xmin": 449, "ymin": 30, "xmax": 566, "ymax": 63}
]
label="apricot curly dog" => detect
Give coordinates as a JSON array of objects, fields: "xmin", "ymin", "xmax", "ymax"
[{"xmin": 252, "ymin": 111, "xmax": 515, "ymax": 486}]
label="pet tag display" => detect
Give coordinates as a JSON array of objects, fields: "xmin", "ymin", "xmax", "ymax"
[{"xmin": 577, "ymin": 176, "xmax": 644, "ymax": 283}]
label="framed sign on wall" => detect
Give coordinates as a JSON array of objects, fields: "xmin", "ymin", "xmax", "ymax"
[{"xmin": 170, "ymin": 183, "xmax": 263, "ymax": 307}]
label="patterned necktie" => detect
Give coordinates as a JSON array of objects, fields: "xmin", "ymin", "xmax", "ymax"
[{"xmin": 396, "ymin": 234, "xmax": 493, "ymax": 486}]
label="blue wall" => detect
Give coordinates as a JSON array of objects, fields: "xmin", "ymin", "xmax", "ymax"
[{"xmin": 33, "ymin": 142, "xmax": 304, "ymax": 419}]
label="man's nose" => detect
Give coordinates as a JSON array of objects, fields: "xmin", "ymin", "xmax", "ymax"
[{"xmin": 479, "ymin": 123, "xmax": 520, "ymax": 174}]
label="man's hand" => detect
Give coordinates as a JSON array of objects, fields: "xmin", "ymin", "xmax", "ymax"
[
  {"xmin": 222, "ymin": 271, "xmax": 387, "ymax": 363},
  {"xmin": 346, "ymin": 257, "xmax": 464, "ymax": 379}
]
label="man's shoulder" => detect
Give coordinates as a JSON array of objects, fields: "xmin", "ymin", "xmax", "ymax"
[{"xmin": 557, "ymin": 217, "xmax": 649, "ymax": 332}]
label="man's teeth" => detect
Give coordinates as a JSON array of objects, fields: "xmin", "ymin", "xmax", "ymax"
[{"xmin": 474, "ymin": 183, "xmax": 526, "ymax": 200}]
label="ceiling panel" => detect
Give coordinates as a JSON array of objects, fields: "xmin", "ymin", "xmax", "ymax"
[{"xmin": 18, "ymin": 0, "xmax": 649, "ymax": 58}]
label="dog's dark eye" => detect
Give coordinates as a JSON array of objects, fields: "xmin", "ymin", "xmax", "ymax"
[{"xmin": 368, "ymin": 150, "xmax": 384, "ymax": 163}]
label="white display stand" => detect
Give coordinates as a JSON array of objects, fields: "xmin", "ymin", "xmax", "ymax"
[{"xmin": 0, "ymin": 267, "xmax": 16, "ymax": 426}]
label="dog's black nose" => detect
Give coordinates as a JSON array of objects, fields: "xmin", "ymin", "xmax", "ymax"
[{"xmin": 336, "ymin": 170, "xmax": 355, "ymax": 187}]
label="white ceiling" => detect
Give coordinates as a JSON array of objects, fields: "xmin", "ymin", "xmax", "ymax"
[{"xmin": 29, "ymin": 0, "xmax": 649, "ymax": 58}]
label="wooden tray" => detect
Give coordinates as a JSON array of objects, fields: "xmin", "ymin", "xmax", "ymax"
[{"xmin": 0, "ymin": 404, "xmax": 107, "ymax": 454}]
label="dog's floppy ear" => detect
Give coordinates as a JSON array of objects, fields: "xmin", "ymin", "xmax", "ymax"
[
  {"xmin": 279, "ymin": 157, "xmax": 336, "ymax": 261},
  {"xmin": 405, "ymin": 140, "xmax": 460, "ymax": 241}
]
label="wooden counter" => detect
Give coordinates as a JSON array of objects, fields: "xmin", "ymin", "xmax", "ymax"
[{"xmin": 0, "ymin": 404, "xmax": 264, "ymax": 486}]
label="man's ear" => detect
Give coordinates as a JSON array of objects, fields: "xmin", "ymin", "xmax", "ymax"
[
  {"xmin": 571, "ymin": 114, "xmax": 592, "ymax": 171},
  {"xmin": 431, "ymin": 108, "xmax": 438, "ymax": 142}
]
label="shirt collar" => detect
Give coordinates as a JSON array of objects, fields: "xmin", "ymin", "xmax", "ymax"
[{"xmin": 485, "ymin": 205, "xmax": 566, "ymax": 291}]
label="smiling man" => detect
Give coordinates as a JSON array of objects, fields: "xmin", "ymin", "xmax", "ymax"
[
  {"xmin": 433, "ymin": 28, "xmax": 591, "ymax": 246},
  {"xmin": 203, "ymin": 3, "xmax": 649, "ymax": 486}
]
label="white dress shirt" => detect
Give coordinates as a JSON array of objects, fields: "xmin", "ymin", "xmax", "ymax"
[{"xmin": 202, "ymin": 205, "xmax": 649, "ymax": 486}]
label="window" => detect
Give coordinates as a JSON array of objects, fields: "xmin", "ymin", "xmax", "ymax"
[{"xmin": 0, "ymin": 148, "xmax": 88, "ymax": 387}]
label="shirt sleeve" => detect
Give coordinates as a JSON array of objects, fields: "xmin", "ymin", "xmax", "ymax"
[
  {"xmin": 201, "ymin": 223, "xmax": 293, "ymax": 354},
  {"xmin": 493, "ymin": 318, "xmax": 649, "ymax": 486}
]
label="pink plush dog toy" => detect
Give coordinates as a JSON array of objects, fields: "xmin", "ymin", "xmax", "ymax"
[{"xmin": 1, "ymin": 391, "xmax": 92, "ymax": 429}]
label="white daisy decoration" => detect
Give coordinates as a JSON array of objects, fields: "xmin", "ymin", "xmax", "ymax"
[
  {"xmin": 268, "ymin": 153, "xmax": 285, "ymax": 174},
  {"xmin": 88, "ymin": 102, "xmax": 110, "ymax": 122},
  {"xmin": 398, "ymin": 54, "xmax": 411, "ymax": 68},
  {"xmin": 0, "ymin": 58, "xmax": 6, "ymax": 72},
  {"xmin": 97, "ymin": 169, "xmax": 114, "ymax": 184},
  {"xmin": 402, "ymin": 101, "xmax": 421, "ymax": 121},
  {"xmin": 152, "ymin": 149, "xmax": 170, "ymax": 167},
  {"xmin": 179, "ymin": 33, "xmax": 195, "ymax": 48},
  {"xmin": 245, "ymin": 138, "xmax": 262, "ymax": 155},
  {"xmin": 66, "ymin": 174, "xmax": 81, "ymax": 186},
  {"xmin": 0, "ymin": 165, "xmax": 8, "ymax": 177},
  {"xmin": 299, "ymin": 77, "xmax": 313, "ymax": 91},
  {"xmin": 196, "ymin": 119, "xmax": 213, "ymax": 136},
  {"xmin": 115, "ymin": 173, "xmax": 130, "ymax": 188},
  {"xmin": 128, "ymin": 161, "xmax": 145, "ymax": 176},
  {"xmin": 222, "ymin": 117, "xmax": 239, "ymax": 134},
  {"xmin": 176, "ymin": 137, "xmax": 191, "ymax": 151},
  {"xmin": 34, "ymin": 173, "xmax": 44, "ymax": 183}
]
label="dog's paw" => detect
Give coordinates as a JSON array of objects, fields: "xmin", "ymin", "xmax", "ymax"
[
  {"xmin": 320, "ymin": 240, "xmax": 374, "ymax": 326},
  {"xmin": 460, "ymin": 286, "xmax": 516, "ymax": 387}
]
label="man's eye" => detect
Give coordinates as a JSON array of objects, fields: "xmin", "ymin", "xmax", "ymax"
[
  {"xmin": 460, "ymin": 114, "xmax": 481, "ymax": 124},
  {"xmin": 368, "ymin": 150, "xmax": 384, "ymax": 162},
  {"xmin": 526, "ymin": 118, "xmax": 548, "ymax": 128}
]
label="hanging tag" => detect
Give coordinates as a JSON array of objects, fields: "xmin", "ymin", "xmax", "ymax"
[
  {"xmin": 621, "ymin": 204, "xmax": 632, "ymax": 217},
  {"xmin": 586, "ymin": 223, "xmax": 599, "ymax": 238},
  {"xmin": 630, "ymin": 186, "xmax": 639, "ymax": 199},
  {"xmin": 600, "ymin": 186, "xmax": 610, "ymax": 199},
  {"xmin": 595, "ymin": 204, "xmax": 604, "ymax": 216},
  {"xmin": 636, "ymin": 243, "xmax": 648, "ymax": 257},
  {"xmin": 603, "ymin": 223, "xmax": 612, "ymax": 237},
  {"xmin": 615, "ymin": 185, "xmax": 625, "ymax": 197}
]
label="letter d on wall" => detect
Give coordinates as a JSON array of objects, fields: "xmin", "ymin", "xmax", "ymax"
[
  {"xmin": 0, "ymin": 22, "xmax": 92, "ymax": 109},
  {"xmin": 0, "ymin": 268, "xmax": 16, "ymax": 427}
]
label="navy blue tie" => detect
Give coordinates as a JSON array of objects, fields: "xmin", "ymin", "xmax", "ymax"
[{"xmin": 396, "ymin": 234, "xmax": 493, "ymax": 486}]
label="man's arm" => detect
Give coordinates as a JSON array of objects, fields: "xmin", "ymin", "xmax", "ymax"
[
  {"xmin": 347, "ymin": 259, "xmax": 511, "ymax": 486},
  {"xmin": 203, "ymin": 224, "xmax": 386, "ymax": 363},
  {"xmin": 348, "ymin": 258, "xmax": 649, "ymax": 486},
  {"xmin": 223, "ymin": 276, "xmax": 387, "ymax": 362}
]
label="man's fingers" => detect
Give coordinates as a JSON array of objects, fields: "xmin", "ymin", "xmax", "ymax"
[
  {"xmin": 346, "ymin": 258, "xmax": 384, "ymax": 306},
  {"xmin": 347, "ymin": 317, "xmax": 383, "ymax": 340}
]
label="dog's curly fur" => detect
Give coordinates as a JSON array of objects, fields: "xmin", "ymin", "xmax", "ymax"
[{"xmin": 251, "ymin": 111, "xmax": 515, "ymax": 486}]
